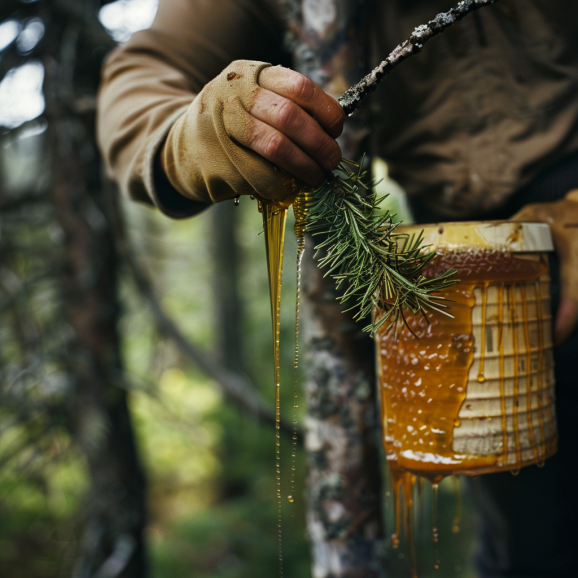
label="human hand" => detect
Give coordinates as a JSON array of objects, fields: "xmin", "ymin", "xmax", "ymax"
[
  {"xmin": 511, "ymin": 190, "xmax": 578, "ymax": 345},
  {"xmin": 160, "ymin": 60, "xmax": 345, "ymax": 207}
]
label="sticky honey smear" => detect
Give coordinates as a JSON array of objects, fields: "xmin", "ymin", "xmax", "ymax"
[
  {"xmin": 378, "ymin": 249, "xmax": 558, "ymax": 575},
  {"xmin": 260, "ymin": 200, "xmax": 289, "ymax": 576}
]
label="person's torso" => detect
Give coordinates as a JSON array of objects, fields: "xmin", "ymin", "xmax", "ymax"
[{"xmin": 369, "ymin": 0, "xmax": 578, "ymax": 218}]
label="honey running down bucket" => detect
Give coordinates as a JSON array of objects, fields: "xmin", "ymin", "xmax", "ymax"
[{"xmin": 376, "ymin": 221, "xmax": 558, "ymax": 482}]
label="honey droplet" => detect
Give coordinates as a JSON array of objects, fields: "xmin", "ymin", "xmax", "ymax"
[{"xmin": 477, "ymin": 373, "xmax": 485, "ymax": 383}]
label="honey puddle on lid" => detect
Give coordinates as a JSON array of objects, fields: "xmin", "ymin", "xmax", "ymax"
[{"xmin": 377, "ymin": 249, "xmax": 557, "ymax": 576}]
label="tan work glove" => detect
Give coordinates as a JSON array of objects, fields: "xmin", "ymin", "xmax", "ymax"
[
  {"xmin": 161, "ymin": 60, "xmax": 345, "ymax": 207},
  {"xmin": 512, "ymin": 190, "xmax": 578, "ymax": 345}
]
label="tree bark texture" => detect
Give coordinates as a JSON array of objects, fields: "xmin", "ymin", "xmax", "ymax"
[
  {"xmin": 301, "ymin": 240, "xmax": 383, "ymax": 578},
  {"xmin": 288, "ymin": 2, "xmax": 385, "ymax": 576},
  {"xmin": 41, "ymin": 2, "xmax": 148, "ymax": 576}
]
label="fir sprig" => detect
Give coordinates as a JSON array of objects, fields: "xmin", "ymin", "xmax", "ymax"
[{"xmin": 304, "ymin": 159, "xmax": 458, "ymax": 335}]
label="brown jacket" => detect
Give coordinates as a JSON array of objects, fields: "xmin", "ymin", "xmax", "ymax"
[{"xmin": 97, "ymin": 0, "xmax": 578, "ymax": 219}]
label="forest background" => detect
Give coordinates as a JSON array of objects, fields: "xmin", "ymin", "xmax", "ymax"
[{"xmin": 0, "ymin": 1, "xmax": 478, "ymax": 577}]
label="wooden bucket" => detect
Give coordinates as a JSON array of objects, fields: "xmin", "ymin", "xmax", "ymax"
[{"xmin": 376, "ymin": 221, "xmax": 557, "ymax": 479}]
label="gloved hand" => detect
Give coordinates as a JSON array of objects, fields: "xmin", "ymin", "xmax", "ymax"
[
  {"xmin": 511, "ymin": 190, "xmax": 578, "ymax": 345},
  {"xmin": 160, "ymin": 60, "xmax": 345, "ymax": 207}
]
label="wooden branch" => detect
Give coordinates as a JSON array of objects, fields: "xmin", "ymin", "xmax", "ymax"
[
  {"xmin": 338, "ymin": 0, "xmax": 501, "ymax": 115},
  {"xmin": 122, "ymin": 243, "xmax": 304, "ymax": 443}
]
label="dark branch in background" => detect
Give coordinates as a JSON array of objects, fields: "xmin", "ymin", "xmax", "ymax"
[
  {"xmin": 0, "ymin": 192, "xmax": 48, "ymax": 212},
  {"xmin": 117, "ymin": 234, "xmax": 304, "ymax": 443},
  {"xmin": 338, "ymin": 0, "xmax": 500, "ymax": 115},
  {"xmin": 0, "ymin": 0, "xmax": 39, "ymax": 16}
]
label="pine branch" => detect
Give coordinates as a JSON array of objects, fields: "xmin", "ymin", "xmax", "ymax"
[
  {"xmin": 338, "ymin": 0, "xmax": 501, "ymax": 115},
  {"xmin": 305, "ymin": 1, "xmax": 503, "ymax": 328},
  {"xmin": 305, "ymin": 161, "xmax": 457, "ymax": 335}
]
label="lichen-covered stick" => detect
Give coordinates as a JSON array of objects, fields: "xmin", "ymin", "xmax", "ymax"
[{"xmin": 338, "ymin": 0, "xmax": 501, "ymax": 115}]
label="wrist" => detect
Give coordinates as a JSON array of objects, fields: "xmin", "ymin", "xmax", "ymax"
[{"xmin": 152, "ymin": 145, "xmax": 211, "ymax": 218}]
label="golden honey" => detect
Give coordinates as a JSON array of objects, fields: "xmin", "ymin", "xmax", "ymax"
[
  {"xmin": 258, "ymin": 190, "xmax": 310, "ymax": 573},
  {"xmin": 376, "ymin": 221, "xmax": 558, "ymax": 572},
  {"xmin": 259, "ymin": 199, "xmax": 289, "ymax": 575}
]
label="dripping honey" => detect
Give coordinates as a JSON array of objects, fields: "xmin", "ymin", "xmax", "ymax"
[
  {"xmin": 289, "ymin": 191, "xmax": 310, "ymax": 508},
  {"xmin": 379, "ymin": 243, "xmax": 557, "ymax": 574},
  {"xmin": 378, "ymin": 249, "xmax": 556, "ymax": 479},
  {"xmin": 259, "ymin": 190, "xmax": 310, "ymax": 572},
  {"xmin": 259, "ymin": 200, "xmax": 289, "ymax": 575}
]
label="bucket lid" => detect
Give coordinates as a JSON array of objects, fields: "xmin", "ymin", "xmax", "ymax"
[{"xmin": 397, "ymin": 221, "xmax": 554, "ymax": 253}]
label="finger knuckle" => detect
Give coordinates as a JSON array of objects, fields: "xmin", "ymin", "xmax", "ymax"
[
  {"xmin": 275, "ymin": 100, "xmax": 299, "ymax": 132},
  {"xmin": 327, "ymin": 109, "xmax": 345, "ymax": 137},
  {"xmin": 265, "ymin": 132, "xmax": 288, "ymax": 161},
  {"xmin": 291, "ymin": 74, "xmax": 316, "ymax": 103}
]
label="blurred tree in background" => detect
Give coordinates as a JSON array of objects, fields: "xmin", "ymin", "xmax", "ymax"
[
  {"xmin": 0, "ymin": 1, "xmax": 478, "ymax": 577},
  {"xmin": 0, "ymin": 1, "xmax": 310, "ymax": 576}
]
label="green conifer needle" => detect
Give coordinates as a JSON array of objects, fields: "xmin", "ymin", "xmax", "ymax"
[{"xmin": 304, "ymin": 159, "xmax": 458, "ymax": 335}]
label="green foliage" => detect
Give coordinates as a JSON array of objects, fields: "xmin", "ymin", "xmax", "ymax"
[
  {"xmin": 305, "ymin": 160, "xmax": 458, "ymax": 334},
  {"xmin": 150, "ymin": 496, "xmax": 310, "ymax": 578},
  {"xmin": 0, "ymin": 453, "xmax": 86, "ymax": 578}
]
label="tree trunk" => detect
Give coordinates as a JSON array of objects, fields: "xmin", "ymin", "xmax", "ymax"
[
  {"xmin": 42, "ymin": 2, "xmax": 148, "ymax": 575},
  {"xmin": 211, "ymin": 201, "xmax": 244, "ymax": 374},
  {"xmin": 301, "ymin": 241, "xmax": 384, "ymax": 578},
  {"xmin": 288, "ymin": 1, "xmax": 385, "ymax": 574}
]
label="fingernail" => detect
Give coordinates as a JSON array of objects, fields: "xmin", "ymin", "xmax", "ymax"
[{"xmin": 555, "ymin": 298, "xmax": 578, "ymax": 346}]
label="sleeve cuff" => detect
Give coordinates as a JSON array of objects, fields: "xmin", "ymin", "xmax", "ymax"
[{"xmin": 144, "ymin": 106, "xmax": 212, "ymax": 219}]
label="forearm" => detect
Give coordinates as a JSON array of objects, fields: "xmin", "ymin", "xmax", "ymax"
[{"xmin": 96, "ymin": 0, "xmax": 288, "ymax": 217}]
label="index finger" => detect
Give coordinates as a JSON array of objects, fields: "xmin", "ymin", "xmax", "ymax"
[{"xmin": 258, "ymin": 66, "xmax": 345, "ymax": 139}]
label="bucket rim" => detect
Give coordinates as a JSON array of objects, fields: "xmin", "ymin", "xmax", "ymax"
[{"xmin": 395, "ymin": 220, "xmax": 554, "ymax": 253}]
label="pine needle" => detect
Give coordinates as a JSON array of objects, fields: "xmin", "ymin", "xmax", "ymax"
[{"xmin": 304, "ymin": 160, "xmax": 458, "ymax": 335}]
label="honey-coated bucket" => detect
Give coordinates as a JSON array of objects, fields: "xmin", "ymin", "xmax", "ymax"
[{"xmin": 376, "ymin": 221, "xmax": 558, "ymax": 481}]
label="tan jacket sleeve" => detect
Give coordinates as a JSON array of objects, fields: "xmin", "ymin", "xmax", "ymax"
[{"xmin": 97, "ymin": 0, "xmax": 288, "ymax": 218}]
